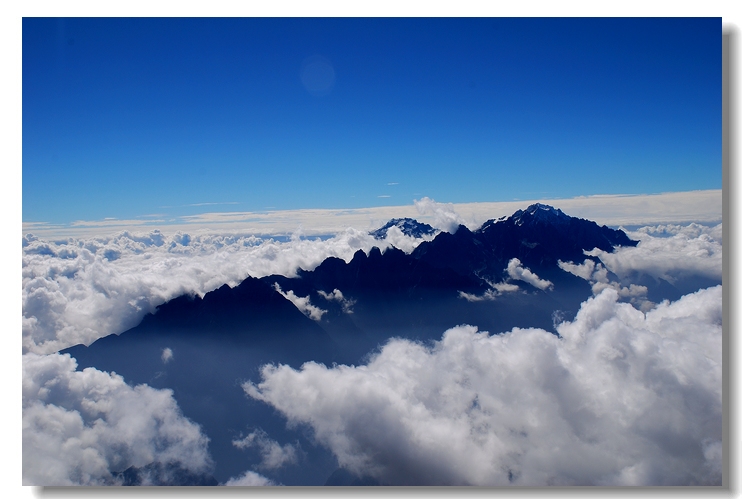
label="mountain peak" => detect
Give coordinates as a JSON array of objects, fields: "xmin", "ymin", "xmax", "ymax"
[
  {"xmin": 369, "ymin": 218, "xmax": 437, "ymax": 240},
  {"xmin": 511, "ymin": 203, "xmax": 570, "ymax": 226}
]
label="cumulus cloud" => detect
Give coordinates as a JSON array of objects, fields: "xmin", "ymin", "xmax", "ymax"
[
  {"xmin": 223, "ymin": 471, "xmax": 276, "ymax": 486},
  {"xmin": 244, "ymin": 286, "xmax": 721, "ymax": 486},
  {"xmin": 232, "ymin": 428, "xmax": 299, "ymax": 471},
  {"xmin": 585, "ymin": 223, "xmax": 722, "ymax": 283},
  {"xmin": 414, "ymin": 197, "xmax": 467, "ymax": 233},
  {"xmin": 273, "ymin": 284, "xmax": 327, "ymax": 322},
  {"xmin": 23, "ymin": 353, "xmax": 212, "ymax": 486},
  {"xmin": 22, "ymin": 227, "xmax": 433, "ymax": 354},
  {"xmin": 161, "ymin": 347, "xmax": 173, "ymax": 364},
  {"xmin": 317, "ymin": 288, "xmax": 356, "ymax": 314},
  {"xmin": 557, "ymin": 259, "xmax": 597, "ymax": 281},
  {"xmin": 506, "ymin": 258, "xmax": 553, "ymax": 291}
]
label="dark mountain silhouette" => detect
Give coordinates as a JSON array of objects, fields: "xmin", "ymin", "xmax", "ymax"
[{"xmin": 369, "ymin": 217, "xmax": 437, "ymax": 239}]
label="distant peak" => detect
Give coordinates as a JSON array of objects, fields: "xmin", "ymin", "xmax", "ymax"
[
  {"xmin": 477, "ymin": 204, "xmax": 573, "ymax": 233},
  {"xmin": 524, "ymin": 203, "xmax": 568, "ymax": 217},
  {"xmin": 510, "ymin": 204, "xmax": 570, "ymax": 226},
  {"xmin": 369, "ymin": 218, "xmax": 437, "ymax": 240}
]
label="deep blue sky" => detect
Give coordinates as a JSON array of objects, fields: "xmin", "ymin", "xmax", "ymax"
[{"xmin": 23, "ymin": 17, "xmax": 721, "ymax": 225}]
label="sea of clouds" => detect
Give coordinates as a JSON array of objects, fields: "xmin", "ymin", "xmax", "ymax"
[{"xmin": 21, "ymin": 218, "xmax": 723, "ymax": 486}]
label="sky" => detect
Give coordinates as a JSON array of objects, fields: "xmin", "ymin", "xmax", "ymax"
[{"xmin": 22, "ymin": 17, "xmax": 721, "ymax": 228}]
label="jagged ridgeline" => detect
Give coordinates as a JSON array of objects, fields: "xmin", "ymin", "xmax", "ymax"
[{"xmin": 61, "ymin": 204, "xmax": 641, "ymax": 485}]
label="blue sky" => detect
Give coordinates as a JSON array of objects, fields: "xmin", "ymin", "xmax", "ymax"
[{"xmin": 23, "ymin": 17, "xmax": 721, "ymax": 225}]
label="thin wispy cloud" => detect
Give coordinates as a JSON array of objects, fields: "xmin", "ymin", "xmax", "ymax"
[
  {"xmin": 187, "ymin": 202, "xmax": 241, "ymax": 207},
  {"xmin": 70, "ymin": 219, "xmax": 161, "ymax": 228}
]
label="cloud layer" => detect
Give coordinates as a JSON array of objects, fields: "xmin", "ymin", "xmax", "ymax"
[
  {"xmin": 585, "ymin": 223, "xmax": 722, "ymax": 283},
  {"xmin": 23, "ymin": 190, "xmax": 721, "ymax": 240},
  {"xmin": 23, "ymin": 353, "xmax": 212, "ymax": 485},
  {"xmin": 244, "ymin": 286, "xmax": 722, "ymax": 486}
]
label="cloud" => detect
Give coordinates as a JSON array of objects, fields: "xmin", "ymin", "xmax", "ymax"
[
  {"xmin": 161, "ymin": 347, "xmax": 173, "ymax": 364},
  {"xmin": 506, "ymin": 258, "xmax": 553, "ymax": 291},
  {"xmin": 23, "ymin": 353, "xmax": 212, "ymax": 485},
  {"xmin": 23, "ymin": 228, "xmax": 431, "ymax": 354},
  {"xmin": 558, "ymin": 259, "xmax": 649, "ymax": 308},
  {"xmin": 273, "ymin": 283, "xmax": 327, "ymax": 322},
  {"xmin": 458, "ymin": 290, "xmax": 496, "ymax": 302},
  {"xmin": 187, "ymin": 202, "xmax": 240, "ymax": 207},
  {"xmin": 232, "ymin": 428, "xmax": 299, "ymax": 471},
  {"xmin": 584, "ymin": 223, "xmax": 722, "ymax": 283},
  {"xmin": 557, "ymin": 259, "xmax": 597, "ymax": 281},
  {"xmin": 317, "ymin": 288, "xmax": 356, "ymax": 314},
  {"xmin": 414, "ymin": 197, "xmax": 467, "ymax": 233},
  {"xmin": 244, "ymin": 286, "xmax": 721, "ymax": 486},
  {"xmin": 223, "ymin": 471, "xmax": 276, "ymax": 486},
  {"xmin": 458, "ymin": 281, "xmax": 520, "ymax": 302}
]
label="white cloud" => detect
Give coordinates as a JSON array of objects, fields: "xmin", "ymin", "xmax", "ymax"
[
  {"xmin": 506, "ymin": 258, "xmax": 553, "ymax": 291},
  {"xmin": 161, "ymin": 347, "xmax": 173, "ymax": 364},
  {"xmin": 317, "ymin": 288, "xmax": 356, "ymax": 314},
  {"xmin": 223, "ymin": 471, "xmax": 275, "ymax": 486},
  {"xmin": 232, "ymin": 428, "xmax": 299, "ymax": 471},
  {"xmin": 273, "ymin": 283, "xmax": 327, "ymax": 322},
  {"xmin": 244, "ymin": 286, "xmax": 721, "ymax": 486},
  {"xmin": 557, "ymin": 259, "xmax": 597, "ymax": 281},
  {"xmin": 23, "ymin": 353, "xmax": 212, "ymax": 486},
  {"xmin": 458, "ymin": 289, "xmax": 498, "ymax": 302},
  {"xmin": 585, "ymin": 223, "xmax": 722, "ymax": 283},
  {"xmin": 458, "ymin": 281, "xmax": 520, "ymax": 302},
  {"xmin": 414, "ymin": 197, "xmax": 467, "ymax": 233},
  {"xmin": 558, "ymin": 259, "xmax": 648, "ymax": 308}
]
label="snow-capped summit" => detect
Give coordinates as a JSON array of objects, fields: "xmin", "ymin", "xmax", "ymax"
[
  {"xmin": 369, "ymin": 218, "xmax": 437, "ymax": 240},
  {"xmin": 511, "ymin": 203, "xmax": 571, "ymax": 226}
]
